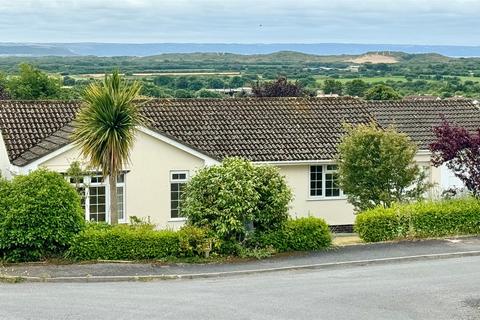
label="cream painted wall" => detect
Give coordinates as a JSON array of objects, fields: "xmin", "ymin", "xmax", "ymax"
[
  {"xmin": 276, "ymin": 164, "xmax": 355, "ymax": 225},
  {"xmin": 0, "ymin": 131, "xmax": 11, "ymax": 179},
  {"xmin": 20, "ymin": 136, "xmax": 454, "ymax": 228},
  {"xmin": 40, "ymin": 130, "xmax": 206, "ymax": 228}
]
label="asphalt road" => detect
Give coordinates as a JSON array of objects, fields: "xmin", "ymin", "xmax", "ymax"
[{"xmin": 1, "ymin": 256, "xmax": 479, "ymax": 320}]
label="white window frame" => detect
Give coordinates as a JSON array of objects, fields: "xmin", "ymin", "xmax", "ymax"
[
  {"xmin": 67, "ymin": 172, "xmax": 127, "ymax": 223},
  {"xmin": 169, "ymin": 170, "xmax": 189, "ymax": 221},
  {"xmin": 308, "ymin": 164, "xmax": 345, "ymax": 200}
]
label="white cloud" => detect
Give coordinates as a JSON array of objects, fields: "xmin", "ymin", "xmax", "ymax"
[{"xmin": 0, "ymin": 0, "xmax": 478, "ymax": 44}]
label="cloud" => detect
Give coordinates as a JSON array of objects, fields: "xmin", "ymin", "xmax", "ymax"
[{"xmin": 0, "ymin": 0, "xmax": 479, "ymax": 44}]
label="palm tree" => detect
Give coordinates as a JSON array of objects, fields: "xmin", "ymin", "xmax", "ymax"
[{"xmin": 73, "ymin": 71, "xmax": 143, "ymax": 224}]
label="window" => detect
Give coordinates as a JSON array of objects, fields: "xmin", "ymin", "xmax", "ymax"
[
  {"xmin": 309, "ymin": 165, "xmax": 343, "ymax": 198},
  {"xmin": 310, "ymin": 165, "xmax": 323, "ymax": 196},
  {"xmin": 170, "ymin": 171, "xmax": 188, "ymax": 219},
  {"xmin": 325, "ymin": 165, "xmax": 340, "ymax": 197},
  {"xmin": 66, "ymin": 172, "xmax": 126, "ymax": 223}
]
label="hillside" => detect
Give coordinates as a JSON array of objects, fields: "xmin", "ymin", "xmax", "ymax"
[{"xmin": 1, "ymin": 43, "xmax": 480, "ymax": 57}]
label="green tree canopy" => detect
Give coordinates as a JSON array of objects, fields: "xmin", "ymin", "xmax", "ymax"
[
  {"xmin": 337, "ymin": 122, "xmax": 428, "ymax": 212},
  {"xmin": 345, "ymin": 79, "xmax": 369, "ymax": 97},
  {"xmin": 364, "ymin": 84, "xmax": 402, "ymax": 100},
  {"xmin": 7, "ymin": 63, "xmax": 63, "ymax": 100},
  {"xmin": 323, "ymin": 79, "xmax": 343, "ymax": 95},
  {"xmin": 196, "ymin": 89, "xmax": 224, "ymax": 98}
]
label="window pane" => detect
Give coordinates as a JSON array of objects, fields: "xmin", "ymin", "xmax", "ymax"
[
  {"xmin": 310, "ymin": 166, "xmax": 323, "ymax": 197},
  {"xmin": 325, "ymin": 171, "xmax": 340, "ymax": 198},
  {"xmin": 171, "ymin": 182, "xmax": 185, "ymax": 218},
  {"xmin": 117, "ymin": 186, "xmax": 124, "ymax": 221},
  {"xmin": 117, "ymin": 173, "xmax": 125, "ymax": 183},
  {"xmin": 89, "ymin": 186, "xmax": 106, "ymax": 221}
]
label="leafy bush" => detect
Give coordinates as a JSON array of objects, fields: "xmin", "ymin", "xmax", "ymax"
[
  {"xmin": 182, "ymin": 157, "xmax": 292, "ymax": 241},
  {"xmin": 249, "ymin": 217, "xmax": 332, "ymax": 252},
  {"xmin": 66, "ymin": 224, "xmax": 212, "ymax": 261},
  {"xmin": 355, "ymin": 198, "xmax": 480, "ymax": 242},
  {"xmin": 0, "ymin": 170, "xmax": 85, "ymax": 262},
  {"xmin": 338, "ymin": 122, "xmax": 429, "ymax": 212}
]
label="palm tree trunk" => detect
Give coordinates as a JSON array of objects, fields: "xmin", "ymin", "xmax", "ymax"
[{"xmin": 109, "ymin": 174, "xmax": 118, "ymax": 225}]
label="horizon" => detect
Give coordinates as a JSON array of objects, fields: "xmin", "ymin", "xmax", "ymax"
[{"xmin": 1, "ymin": 0, "xmax": 479, "ymax": 45}]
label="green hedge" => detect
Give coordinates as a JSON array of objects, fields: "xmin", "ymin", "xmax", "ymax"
[
  {"xmin": 0, "ymin": 170, "xmax": 85, "ymax": 262},
  {"xmin": 249, "ymin": 217, "xmax": 332, "ymax": 252},
  {"xmin": 355, "ymin": 198, "xmax": 480, "ymax": 242},
  {"xmin": 66, "ymin": 224, "xmax": 212, "ymax": 261}
]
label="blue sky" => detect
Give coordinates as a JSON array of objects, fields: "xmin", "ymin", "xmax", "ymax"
[{"xmin": 1, "ymin": 0, "xmax": 479, "ymax": 45}]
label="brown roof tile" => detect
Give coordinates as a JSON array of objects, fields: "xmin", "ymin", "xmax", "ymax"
[
  {"xmin": 366, "ymin": 99, "xmax": 480, "ymax": 149},
  {"xmin": 0, "ymin": 97, "xmax": 372, "ymax": 165}
]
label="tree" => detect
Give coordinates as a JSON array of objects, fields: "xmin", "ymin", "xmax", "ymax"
[
  {"xmin": 345, "ymin": 79, "xmax": 368, "ymax": 97},
  {"xmin": 430, "ymin": 119, "xmax": 480, "ymax": 196},
  {"xmin": 364, "ymin": 84, "xmax": 402, "ymax": 100},
  {"xmin": 0, "ymin": 73, "xmax": 10, "ymax": 100},
  {"xmin": 174, "ymin": 89, "xmax": 195, "ymax": 98},
  {"xmin": 252, "ymin": 77, "xmax": 304, "ymax": 97},
  {"xmin": 72, "ymin": 71, "xmax": 143, "ymax": 225},
  {"xmin": 207, "ymin": 78, "xmax": 225, "ymax": 89},
  {"xmin": 338, "ymin": 122, "xmax": 428, "ymax": 212},
  {"xmin": 229, "ymin": 76, "xmax": 245, "ymax": 88},
  {"xmin": 196, "ymin": 89, "xmax": 224, "ymax": 98},
  {"xmin": 7, "ymin": 63, "xmax": 63, "ymax": 100},
  {"xmin": 323, "ymin": 79, "xmax": 343, "ymax": 95}
]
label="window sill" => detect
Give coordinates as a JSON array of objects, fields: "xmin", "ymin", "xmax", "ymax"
[
  {"xmin": 307, "ymin": 196, "xmax": 347, "ymax": 201},
  {"xmin": 168, "ymin": 217, "xmax": 187, "ymax": 223}
]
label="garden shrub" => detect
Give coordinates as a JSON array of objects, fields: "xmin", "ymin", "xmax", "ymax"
[
  {"xmin": 249, "ymin": 217, "xmax": 332, "ymax": 252},
  {"xmin": 355, "ymin": 198, "xmax": 480, "ymax": 242},
  {"xmin": 66, "ymin": 224, "xmax": 212, "ymax": 261},
  {"xmin": 0, "ymin": 170, "xmax": 85, "ymax": 262},
  {"xmin": 182, "ymin": 157, "xmax": 292, "ymax": 241}
]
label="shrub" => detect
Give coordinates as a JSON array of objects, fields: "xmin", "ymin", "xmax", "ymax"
[
  {"xmin": 0, "ymin": 170, "xmax": 85, "ymax": 262},
  {"xmin": 66, "ymin": 224, "xmax": 212, "ymax": 261},
  {"xmin": 338, "ymin": 122, "xmax": 429, "ymax": 212},
  {"xmin": 355, "ymin": 198, "xmax": 480, "ymax": 242},
  {"xmin": 249, "ymin": 217, "xmax": 332, "ymax": 252},
  {"xmin": 182, "ymin": 157, "xmax": 292, "ymax": 241}
]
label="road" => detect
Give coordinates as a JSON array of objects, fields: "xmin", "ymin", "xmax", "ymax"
[{"xmin": 0, "ymin": 256, "xmax": 479, "ymax": 320}]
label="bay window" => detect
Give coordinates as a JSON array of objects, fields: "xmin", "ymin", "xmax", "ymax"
[{"xmin": 68, "ymin": 173, "xmax": 126, "ymax": 222}]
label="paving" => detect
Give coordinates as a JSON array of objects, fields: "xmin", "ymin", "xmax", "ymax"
[{"xmin": 1, "ymin": 236, "xmax": 480, "ymax": 281}]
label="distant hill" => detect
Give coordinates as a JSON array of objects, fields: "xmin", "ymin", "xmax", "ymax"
[{"xmin": 1, "ymin": 43, "xmax": 480, "ymax": 57}]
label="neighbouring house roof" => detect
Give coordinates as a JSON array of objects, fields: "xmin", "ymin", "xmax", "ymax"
[
  {"xmin": 0, "ymin": 97, "xmax": 373, "ymax": 166},
  {"xmin": 365, "ymin": 100, "xmax": 480, "ymax": 150},
  {"xmin": 1, "ymin": 97, "xmax": 480, "ymax": 167}
]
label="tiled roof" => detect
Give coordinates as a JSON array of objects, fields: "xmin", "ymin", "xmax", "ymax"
[
  {"xmin": 366, "ymin": 99, "xmax": 480, "ymax": 149},
  {"xmin": 142, "ymin": 97, "xmax": 372, "ymax": 162},
  {"xmin": 0, "ymin": 101, "xmax": 80, "ymax": 166},
  {"xmin": 1, "ymin": 98, "xmax": 480, "ymax": 167},
  {"xmin": 0, "ymin": 97, "xmax": 371, "ymax": 165}
]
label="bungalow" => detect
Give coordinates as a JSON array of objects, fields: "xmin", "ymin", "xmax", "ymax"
[{"xmin": 0, "ymin": 97, "xmax": 478, "ymax": 230}]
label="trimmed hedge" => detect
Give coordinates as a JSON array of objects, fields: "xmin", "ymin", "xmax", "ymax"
[
  {"xmin": 66, "ymin": 224, "xmax": 212, "ymax": 261},
  {"xmin": 249, "ymin": 217, "xmax": 332, "ymax": 252},
  {"xmin": 0, "ymin": 170, "xmax": 85, "ymax": 262},
  {"xmin": 355, "ymin": 198, "xmax": 480, "ymax": 242}
]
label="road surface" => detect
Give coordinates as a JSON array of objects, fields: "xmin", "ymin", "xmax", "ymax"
[{"xmin": 1, "ymin": 256, "xmax": 479, "ymax": 320}]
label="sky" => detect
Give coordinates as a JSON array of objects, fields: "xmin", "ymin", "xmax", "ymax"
[{"xmin": 1, "ymin": 0, "xmax": 480, "ymax": 45}]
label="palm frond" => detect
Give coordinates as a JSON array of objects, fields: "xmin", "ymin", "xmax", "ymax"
[{"xmin": 72, "ymin": 71, "xmax": 144, "ymax": 176}]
